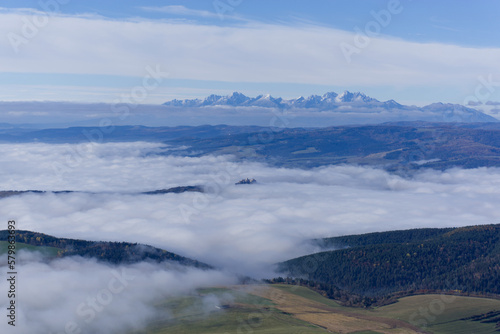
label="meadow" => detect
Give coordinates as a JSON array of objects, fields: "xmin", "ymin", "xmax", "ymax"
[{"xmin": 138, "ymin": 285, "xmax": 500, "ymax": 334}]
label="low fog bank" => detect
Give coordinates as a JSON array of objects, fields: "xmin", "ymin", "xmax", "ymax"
[
  {"xmin": 1, "ymin": 142, "xmax": 500, "ymax": 276},
  {"xmin": 0, "ymin": 251, "xmax": 236, "ymax": 334},
  {"xmin": 1, "ymin": 142, "xmax": 500, "ymax": 331}
]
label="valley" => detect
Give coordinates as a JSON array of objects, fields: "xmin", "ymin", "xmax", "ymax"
[{"xmin": 3, "ymin": 225, "xmax": 499, "ymax": 333}]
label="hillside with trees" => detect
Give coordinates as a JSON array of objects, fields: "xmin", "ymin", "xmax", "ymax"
[
  {"xmin": 0, "ymin": 230, "xmax": 212, "ymax": 269},
  {"xmin": 276, "ymin": 224, "xmax": 500, "ymax": 307}
]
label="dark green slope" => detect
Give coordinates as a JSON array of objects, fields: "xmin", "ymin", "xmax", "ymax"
[
  {"xmin": 277, "ymin": 224, "xmax": 500, "ymax": 304},
  {"xmin": 315, "ymin": 227, "xmax": 455, "ymax": 249},
  {"xmin": 0, "ymin": 230, "xmax": 212, "ymax": 269}
]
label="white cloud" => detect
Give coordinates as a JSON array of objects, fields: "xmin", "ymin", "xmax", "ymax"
[
  {"xmin": 0, "ymin": 252, "xmax": 235, "ymax": 334},
  {"xmin": 1, "ymin": 142, "xmax": 500, "ymax": 278},
  {"xmin": 1, "ymin": 141, "xmax": 500, "ymax": 331},
  {"xmin": 140, "ymin": 5, "xmax": 224, "ymax": 20},
  {"xmin": 0, "ymin": 10, "xmax": 499, "ymax": 96}
]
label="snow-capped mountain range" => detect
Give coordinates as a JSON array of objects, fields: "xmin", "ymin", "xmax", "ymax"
[
  {"xmin": 164, "ymin": 91, "xmax": 384, "ymax": 109},
  {"xmin": 163, "ymin": 91, "xmax": 498, "ymax": 123}
]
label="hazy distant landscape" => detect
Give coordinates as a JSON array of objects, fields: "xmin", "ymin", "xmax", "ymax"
[{"xmin": 4, "ymin": 120, "xmax": 500, "ymax": 171}]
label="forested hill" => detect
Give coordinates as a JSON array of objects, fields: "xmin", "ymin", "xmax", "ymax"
[
  {"xmin": 277, "ymin": 224, "xmax": 500, "ymax": 306},
  {"xmin": 0, "ymin": 230, "xmax": 212, "ymax": 269},
  {"xmin": 315, "ymin": 227, "xmax": 456, "ymax": 249}
]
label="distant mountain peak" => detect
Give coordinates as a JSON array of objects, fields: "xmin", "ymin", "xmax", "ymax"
[
  {"xmin": 335, "ymin": 91, "xmax": 378, "ymax": 103},
  {"xmin": 224, "ymin": 92, "xmax": 251, "ymax": 106}
]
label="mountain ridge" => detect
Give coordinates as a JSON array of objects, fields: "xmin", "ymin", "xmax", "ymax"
[{"xmin": 163, "ymin": 91, "xmax": 390, "ymax": 109}]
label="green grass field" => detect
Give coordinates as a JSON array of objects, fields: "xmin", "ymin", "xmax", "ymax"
[
  {"xmin": 138, "ymin": 285, "xmax": 500, "ymax": 334},
  {"xmin": 370, "ymin": 294, "xmax": 500, "ymax": 334},
  {"xmin": 0, "ymin": 240, "xmax": 61, "ymax": 257},
  {"xmin": 273, "ymin": 284, "xmax": 343, "ymax": 308},
  {"xmin": 141, "ymin": 287, "xmax": 329, "ymax": 334}
]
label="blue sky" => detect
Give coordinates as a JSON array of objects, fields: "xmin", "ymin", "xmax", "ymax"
[
  {"xmin": 3, "ymin": 0, "xmax": 499, "ymax": 48},
  {"xmin": 1, "ymin": 0, "xmax": 500, "ymax": 106}
]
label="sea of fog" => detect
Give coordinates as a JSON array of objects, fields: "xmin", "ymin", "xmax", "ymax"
[{"xmin": 0, "ymin": 142, "xmax": 499, "ymax": 333}]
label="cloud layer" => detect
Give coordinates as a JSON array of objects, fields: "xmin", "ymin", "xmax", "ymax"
[
  {"xmin": 1, "ymin": 9, "xmax": 500, "ymax": 104},
  {"xmin": 0, "ymin": 252, "xmax": 235, "ymax": 334},
  {"xmin": 0, "ymin": 142, "xmax": 499, "ymax": 277},
  {"xmin": 1, "ymin": 141, "xmax": 500, "ymax": 332}
]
